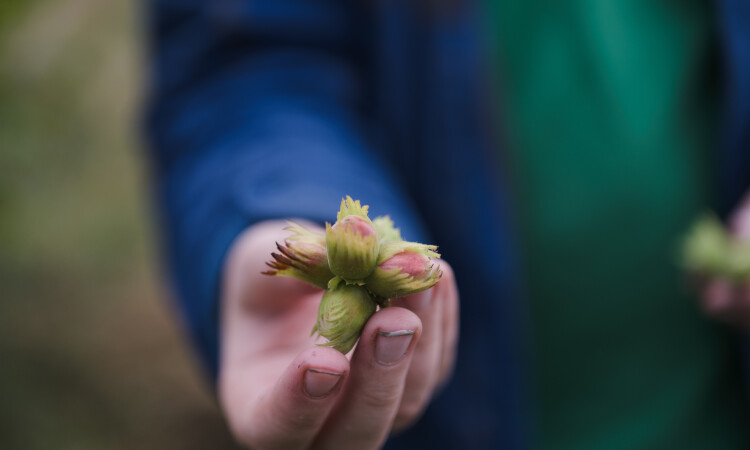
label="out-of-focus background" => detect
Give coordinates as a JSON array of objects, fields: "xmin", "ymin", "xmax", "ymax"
[{"xmin": 0, "ymin": 1, "xmax": 239, "ymax": 448}]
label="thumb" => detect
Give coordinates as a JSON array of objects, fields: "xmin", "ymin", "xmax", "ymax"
[{"xmin": 224, "ymin": 220, "xmax": 322, "ymax": 314}]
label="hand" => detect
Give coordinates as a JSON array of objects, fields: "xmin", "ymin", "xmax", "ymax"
[
  {"xmin": 699, "ymin": 191, "xmax": 750, "ymax": 329},
  {"xmin": 218, "ymin": 220, "xmax": 459, "ymax": 449}
]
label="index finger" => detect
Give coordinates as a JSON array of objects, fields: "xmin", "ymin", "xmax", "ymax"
[{"xmin": 220, "ymin": 347, "xmax": 350, "ymax": 449}]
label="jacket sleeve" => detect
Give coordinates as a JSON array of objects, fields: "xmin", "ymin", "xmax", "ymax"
[
  {"xmin": 717, "ymin": 0, "xmax": 750, "ymax": 214},
  {"xmin": 144, "ymin": 0, "xmax": 427, "ymax": 379}
]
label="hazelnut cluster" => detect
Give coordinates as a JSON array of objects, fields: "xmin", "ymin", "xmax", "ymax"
[{"xmin": 264, "ymin": 196, "xmax": 441, "ymax": 353}]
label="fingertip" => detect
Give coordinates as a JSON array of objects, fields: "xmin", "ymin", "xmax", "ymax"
[
  {"xmin": 292, "ymin": 347, "xmax": 350, "ymax": 399},
  {"xmin": 294, "ymin": 346, "xmax": 350, "ymax": 376},
  {"xmin": 363, "ymin": 307, "xmax": 423, "ymax": 341},
  {"xmin": 358, "ymin": 307, "xmax": 422, "ymax": 366},
  {"xmin": 435, "ymin": 259, "xmax": 455, "ymax": 281}
]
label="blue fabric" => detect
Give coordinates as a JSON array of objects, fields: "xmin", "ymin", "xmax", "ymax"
[
  {"xmin": 718, "ymin": 0, "xmax": 750, "ymax": 401},
  {"xmin": 145, "ymin": 0, "xmax": 443, "ymax": 386},
  {"xmin": 718, "ymin": 0, "xmax": 750, "ymax": 216},
  {"xmin": 145, "ymin": 0, "xmax": 749, "ymax": 448}
]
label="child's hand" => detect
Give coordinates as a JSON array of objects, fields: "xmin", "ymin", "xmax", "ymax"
[{"xmin": 218, "ymin": 221, "xmax": 459, "ymax": 449}]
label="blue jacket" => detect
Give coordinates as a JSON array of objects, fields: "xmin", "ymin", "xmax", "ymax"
[{"xmin": 145, "ymin": 1, "xmax": 750, "ymax": 448}]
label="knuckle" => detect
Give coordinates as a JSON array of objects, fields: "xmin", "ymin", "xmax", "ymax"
[{"xmin": 360, "ymin": 385, "xmax": 403, "ymax": 410}]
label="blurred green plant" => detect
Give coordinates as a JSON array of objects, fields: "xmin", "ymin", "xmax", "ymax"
[
  {"xmin": 0, "ymin": 2, "xmax": 239, "ymax": 449},
  {"xmin": 681, "ymin": 213, "xmax": 750, "ymax": 282}
]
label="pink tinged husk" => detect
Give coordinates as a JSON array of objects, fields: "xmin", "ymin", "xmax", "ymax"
[
  {"xmin": 263, "ymin": 221, "xmax": 334, "ymax": 289},
  {"xmin": 263, "ymin": 198, "xmax": 444, "ymax": 356},
  {"xmin": 333, "ymin": 215, "xmax": 376, "ymax": 237},
  {"xmin": 365, "ymin": 241, "xmax": 442, "ymax": 299},
  {"xmin": 326, "ymin": 197, "xmax": 380, "ymax": 281},
  {"xmin": 312, "ymin": 280, "xmax": 377, "ymax": 354},
  {"xmin": 380, "ymin": 251, "xmax": 430, "ymax": 277}
]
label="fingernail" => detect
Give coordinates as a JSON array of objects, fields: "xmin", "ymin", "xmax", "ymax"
[
  {"xmin": 375, "ymin": 330, "xmax": 415, "ymax": 365},
  {"xmin": 304, "ymin": 368, "xmax": 343, "ymax": 398}
]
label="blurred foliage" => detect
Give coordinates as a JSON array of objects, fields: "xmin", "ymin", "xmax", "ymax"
[{"xmin": 0, "ymin": 1, "xmax": 239, "ymax": 449}]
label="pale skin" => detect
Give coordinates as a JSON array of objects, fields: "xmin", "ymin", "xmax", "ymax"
[
  {"xmin": 217, "ymin": 193, "xmax": 749, "ymax": 450},
  {"xmin": 218, "ymin": 220, "xmax": 459, "ymax": 450}
]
